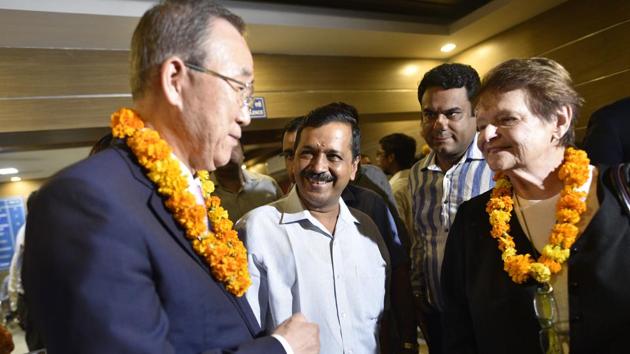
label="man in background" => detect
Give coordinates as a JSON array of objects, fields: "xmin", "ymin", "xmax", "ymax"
[
  {"xmin": 213, "ymin": 142, "xmax": 283, "ymax": 221},
  {"xmin": 377, "ymin": 133, "xmax": 417, "ymax": 236},
  {"xmin": 582, "ymin": 97, "xmax": 630, "ymax": 164},
  {"xmin": 408, "ymin": 63, "xmax": 494, "ymax": 353}
]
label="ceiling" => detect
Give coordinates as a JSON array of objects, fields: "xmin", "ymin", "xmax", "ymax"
[{"xmin": 0, "ymin": 0, "xmax": 565, "ymax": 183}]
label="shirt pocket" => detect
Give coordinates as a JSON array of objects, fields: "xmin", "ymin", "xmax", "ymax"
[{"xmin": 354, "ymin": 261, "xmax": 387, "ymax": 321}]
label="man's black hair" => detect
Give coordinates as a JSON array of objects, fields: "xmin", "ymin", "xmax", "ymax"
[{"xmin": 417, "ymin": 63, "xmax": 480, "ymax": 104}]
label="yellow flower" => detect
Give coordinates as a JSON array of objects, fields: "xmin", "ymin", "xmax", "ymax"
[
  {"xmin": 529, "ymin": 262, "xmax": 551, "ymax": 283},
  {"xmin": 485, "ymin": 147, "xmax": 589, "ymax": 285},
  {"xmin": 110, "ymin": 107, "xmax": 251, "ymax": 297}
]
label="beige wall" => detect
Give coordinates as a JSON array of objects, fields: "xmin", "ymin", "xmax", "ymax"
[
  {"xmin": 450, "ymin": 0, "xmax": 630, "ymax": 142},
  {"xmin": 0, "ymin": 179, "xmax": 44, "ymax": 204}
]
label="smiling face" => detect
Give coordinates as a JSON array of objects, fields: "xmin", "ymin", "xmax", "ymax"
[
  {"xmin": 293, "ymin": 122, "xmax": 358, "ymax": 213},
  {"xmin": 420, "ymin": 86, "xmax": 476, "ymax": 169},
  {"xmin": 181, "ymin": 19, "xmax": 254, "ymax": 171},
  {"xmin": 476, "ymin": 89, "xmax": 563, "ymax": 176}
]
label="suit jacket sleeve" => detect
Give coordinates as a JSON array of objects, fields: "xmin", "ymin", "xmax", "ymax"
[
  {"xmin": 441, "ymin": 200, "xmax": 479, "ymax": 354},
  {"xmin": 23, "ymin": 175, "xmax": 285, "ymax": 354}
]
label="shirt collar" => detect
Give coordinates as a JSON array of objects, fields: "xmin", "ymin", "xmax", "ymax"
[
  {"xmin": 420, "ymin": 133, "xmax": 484, "ymax": 171},
  {"xmin": 389, "ymin": 169, "xmax": 410, "ymax": 184}
]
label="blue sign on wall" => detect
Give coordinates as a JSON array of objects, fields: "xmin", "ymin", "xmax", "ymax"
[
  {"xmin": 249, "ymin": 97, "xmax": 267, "ymax": 119},
  {"xmin": 0, "ymin": 197, "xmax": 25, "ymax": 270}
]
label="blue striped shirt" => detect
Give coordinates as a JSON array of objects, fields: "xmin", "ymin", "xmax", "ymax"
[{"xmin": 408, "ymin": 134, "xmax": 494, "ymax": 311}]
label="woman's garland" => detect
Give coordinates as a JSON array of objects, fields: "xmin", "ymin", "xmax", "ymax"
[
  {"xmin": 111, "ymin": 108, "xmax": 251, "ymax": 297},
  {"xmin": 486, "ymin": 147, "xmax": 590, "ymax": 284}
]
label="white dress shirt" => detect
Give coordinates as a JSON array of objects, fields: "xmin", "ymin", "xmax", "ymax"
[{"xmin": 237, "ymin": 188, "xmax": 391, "ymax": 354}]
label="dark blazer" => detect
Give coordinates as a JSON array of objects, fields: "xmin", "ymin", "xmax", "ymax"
[
  {"xmin": 23, "ymin": 144, "xmax": 285, "ymax": 354},
  {"xmin": 583, "ymin": 97, "xmax": 630, "ymax": 165},
  {"xmin": 441, "ymin": 166, "xmax": 630, "ymax": 354}
]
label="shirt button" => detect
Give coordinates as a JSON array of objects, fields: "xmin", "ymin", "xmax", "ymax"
[
  {"xmin": 341, "ymin": 312, "xmax": 346, "ymax": 318},
  {"xmin": 335, "ymin": 274, "xmax": 341, "ymax": 279},
  {"xmin": 444, "ymin": 228, "xmax": 449, "ymax": 232}
]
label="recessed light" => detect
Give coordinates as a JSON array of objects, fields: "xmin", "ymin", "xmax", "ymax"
[
  {"xmin": 10, "ymin": 176, "xmax": 22, "ymax": 182},
  {"xmin": 0, "ymin": 167, "xmax": 19, "ymax": 175},
  {"xmin": 401, "ymin": 65, "xmax": 419, "ymax": 76},
  {"xmin": 440, "ymin": 43, "xmax": 456, "ymax": 53}
]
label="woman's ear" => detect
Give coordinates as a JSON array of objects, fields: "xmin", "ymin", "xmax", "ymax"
[{"xmin": 553, "ymin": 104, "xmax": 572, "ymax": 143}]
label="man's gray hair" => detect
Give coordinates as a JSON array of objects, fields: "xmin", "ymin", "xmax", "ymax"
[{"xmin": 130, "ymin": 0, "xmax": 245, "ymax": 99}]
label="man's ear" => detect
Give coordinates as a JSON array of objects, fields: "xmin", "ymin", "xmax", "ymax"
[
  {"xmin": 349, "ymin": 156, "xmax": 360, "ymax": 181},
  {"xmin": 159, "ymin": 57, "xmax": 187, "ymax": 109},
  {"xmin": 552, "ymin": 104, "xmax": 572, "ymax": 143}
]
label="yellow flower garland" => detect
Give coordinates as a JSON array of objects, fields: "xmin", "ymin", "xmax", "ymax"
[
  {"xmin": 111, "ymin": 108, "xmax": 251, "ymax": 297},
  {"xmin": 486, "ymin": 147, "xmax": 590, "ymax": 284}
]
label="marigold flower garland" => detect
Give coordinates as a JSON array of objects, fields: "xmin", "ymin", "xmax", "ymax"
[
  {"xmin": 111, "ymin": 108, "xmax": 251, "ymax": 297},
  {"xmin": 486, "ymin": 147, "xmax": 590, "ymax": 284}
]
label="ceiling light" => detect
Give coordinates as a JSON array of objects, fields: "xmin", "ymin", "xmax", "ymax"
[
  {"xmin": 440, "ymin": 43, "xmax": 456, "ymax": 53},
  {"xmin": 10, "ymin": 176, "xmax": 22, "ymax": 182},
  {"xmin": 0, "ymin": 167, "xmax": 19, "ymax": 175},
  {"xmin": 401, "ymin": 65, "xmax": 419, "ymax": 76}
]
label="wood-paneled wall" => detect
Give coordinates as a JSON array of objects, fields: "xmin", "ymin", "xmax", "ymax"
[
  {"xmin": 450, "ymin": 0, "xmax": 630, "ymax": 142},
  {"xmin": 0, "ymin": 48, "xmax": 439, "ymax": 134}
]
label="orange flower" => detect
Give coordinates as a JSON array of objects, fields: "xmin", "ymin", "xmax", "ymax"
[
  {"xmin": 485, "ymin": 147, "xmax": 589, "ymax": 285},
  {"xmin": 110, "ymin": 107, "xmax": 251, "ymax": 297}
]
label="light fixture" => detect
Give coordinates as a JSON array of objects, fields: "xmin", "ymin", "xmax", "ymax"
[
  {"xmin": 10, "ymin": 176, "xmax": 22, "ymax": 182},
  {"xmin": 440, "ymin": 43, "xmax": 456, "ymax": 53},
  {"xmin": 401, "ymin": 65, "xmax": 419, "ymax": 76},
  {"xmin": 0, "ymin": 167, "xmax": 19, "ymax": 175}
]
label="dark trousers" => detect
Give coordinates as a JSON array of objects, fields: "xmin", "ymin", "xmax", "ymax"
[
  {"xmin": 18, "ymin": 294, "xmax": 44, "ymax": 351},
  {"xmin": 416, "ymin": 303, "xmax": 444, "ymax": 354}
]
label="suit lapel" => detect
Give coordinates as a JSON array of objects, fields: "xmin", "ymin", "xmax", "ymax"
[{"xmin": 115, "ymin": 145, "xmax": 262, "ymax": 334}]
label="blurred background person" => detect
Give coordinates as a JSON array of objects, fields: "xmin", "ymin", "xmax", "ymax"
[
  {"xmin": 582, "ymin": 97, "xmax": 630, "ymax": 165},
  {"xmin": 376, "ymin": 133, "xmax": 417, "ymax": 237},
  {"xmin": 213, "ymin": 142, "xmax": 284, "ymax": 221}
]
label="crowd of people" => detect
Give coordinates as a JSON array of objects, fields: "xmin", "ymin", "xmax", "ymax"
[{"xmin": 1, "ymin": 0, "xmax": 628, "ymax": 354}]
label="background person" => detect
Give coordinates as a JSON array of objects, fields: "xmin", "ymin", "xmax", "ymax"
[{"xmin": 408, "ymin": 63, "xmax": 494, "ymax": 353}]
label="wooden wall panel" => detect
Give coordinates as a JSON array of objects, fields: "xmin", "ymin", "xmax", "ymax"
[
  {"xmin": 452, "ymin": 0, "xmax": 630, "ymax": 76},
  {"xmin": 450, "ymin": 0, "xmax": 630, "ymax": 143},
  {"xmin": 0, "ymin": 48, "xmax": 129, "ymax": 97},
  {"xmin": 254, "ymin": 55, "xmax": 441, "ymax": 91},
  {"xmin": 0, "ymin": 97, "xmax": 131, "ymax": 133},
  {"xmin": 574, "ymin": 69, "xmax": 630, "ymax": 142},
  {"xmin": 261, "ymin": 90, "xmax": 418, "ymax": 119}
]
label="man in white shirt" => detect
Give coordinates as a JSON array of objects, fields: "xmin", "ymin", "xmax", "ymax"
[{"xmin": 238, "ymin": 103, "xmax": 390, "ymax": 354}]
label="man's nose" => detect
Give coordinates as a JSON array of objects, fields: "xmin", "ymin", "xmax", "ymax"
[
  {"xmin": 310, "ymin": 153, "xmax": 328, "ymax": 172},
  {"xmin": 238, "ymin": 104, "xmax": 252, "ymax": 127},
  {"xmin": 432, "ymin": 113, "xmax": 449, "ymax": 129}
]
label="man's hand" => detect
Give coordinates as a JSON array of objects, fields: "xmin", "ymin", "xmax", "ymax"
[{"xmin": 273, "ymin": 313, "xmax": 319, "ymax": 354}]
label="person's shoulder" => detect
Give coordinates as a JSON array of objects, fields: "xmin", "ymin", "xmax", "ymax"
[
  {"xmin": 460, "ymin": 188, "xmax": 493, "ymax": 212},
  {"xmin": 237, "ymin": 197, "xmax": 287, "ymax": 225},
  {"xmin": 590, "ymin": 97, "xmax": 630, "ymax": 125}
]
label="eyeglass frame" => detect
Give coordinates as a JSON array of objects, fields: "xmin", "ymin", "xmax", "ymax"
[{"xmin": 184, "ymin": 63, "xmax": 255, "ymax": 110}]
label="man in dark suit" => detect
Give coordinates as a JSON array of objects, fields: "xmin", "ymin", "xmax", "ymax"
[
  {"xmin": 22, "ymin": 1, "xmax": 319, "ymax": 353},
  {"xmin": 582, "ymin": 97, "xmax": 630, "ymax": 165}
]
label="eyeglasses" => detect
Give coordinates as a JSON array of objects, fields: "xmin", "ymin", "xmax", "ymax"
[
  {"xmin": 421, "ymin": 109, "xmax": 466, "ymax": 125},
  {"xmin": 185, "ymin": 63, "xmax": 255, "ymax": 110},
  {"xmin": 533, "ymin": 284, "xmax": 562, "ymax": 354}
]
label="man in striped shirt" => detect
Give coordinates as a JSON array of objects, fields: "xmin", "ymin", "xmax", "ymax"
[{"xmin": 408, "ymin": 63, "xmax": 494, "ymax": 354}]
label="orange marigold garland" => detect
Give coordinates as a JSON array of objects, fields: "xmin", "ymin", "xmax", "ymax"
[
  {"xmin": 486, "ymin": 147, "xmax": 590, "ymax": 284},
  {"xmin": 111, "ymin": 108, "xmax": 251, "ymax": 296}
]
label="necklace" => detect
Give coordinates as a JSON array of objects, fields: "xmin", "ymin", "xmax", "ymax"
[
  {"xmin": 486, "ymin": 147, "xmax": 590, "ymax": 284},
  {"xmin": 111, "ymin": 108, "xmax": 251, "ymax": 297}
]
